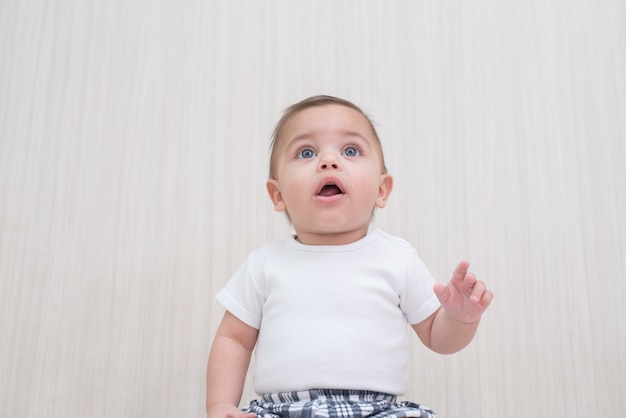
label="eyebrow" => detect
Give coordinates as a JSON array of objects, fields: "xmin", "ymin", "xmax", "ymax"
[{"xmin": 286, "ymin": 130, "xmax": 373, "ymax": 146}]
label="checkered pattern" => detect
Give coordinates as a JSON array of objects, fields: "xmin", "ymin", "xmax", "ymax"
[{"xmin": 243, "ymin": 389, "xmax": 437, "ymax": 418}]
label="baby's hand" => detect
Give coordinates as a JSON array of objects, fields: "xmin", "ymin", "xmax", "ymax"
[
  {"xmin": 433, "ymin": 260, "xmax": 493, "ymax": 324},
  {"xmin": 207, "ymin": 403, "xmax": 256, "ymax": 418}
]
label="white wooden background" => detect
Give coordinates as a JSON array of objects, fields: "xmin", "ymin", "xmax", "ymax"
[{"xmin": 1, "ymin": 1, "xmax": 624, "ymax": 417}]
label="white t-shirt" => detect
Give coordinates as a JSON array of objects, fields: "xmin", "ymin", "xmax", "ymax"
[{"xmin": 216, "ymin": 228, "xmax": 441, "ymax": 396}]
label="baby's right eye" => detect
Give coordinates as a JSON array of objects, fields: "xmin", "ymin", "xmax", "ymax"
[{"xmin": 297, "ymin": 148, "xmax": 317, "ymax": 159}]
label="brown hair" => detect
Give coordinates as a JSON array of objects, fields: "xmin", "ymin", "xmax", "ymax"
[{"xmin": 268, "ymin": 95, "xmax": 387, "ymax": 179}]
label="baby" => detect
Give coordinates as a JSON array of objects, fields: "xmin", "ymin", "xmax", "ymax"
[{"xmin": 206, "ymin": 95, "xmax": 493, "ymax": 418}]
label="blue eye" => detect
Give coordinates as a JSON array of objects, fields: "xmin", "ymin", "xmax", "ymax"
[
  {"xmin": 342, "ymin": 146, "xmax": 360, "ymax": 157},
  {"xmin": 297, "ymin": 148, "xmax": 316, "ymax": 159}
]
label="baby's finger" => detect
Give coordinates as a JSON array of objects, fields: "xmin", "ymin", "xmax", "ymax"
[
  {"xmin": 433, "ymin": 282, "xmax": 451, "ymax": 304},
  {"xmin": 476, "ymin": 288, "xmax": 494, "ymax": 311},
  {"xmin": 451, "ymin": 260, "xmax": 470, "ymax": 284},
  {"xmin": 463, "ymin": 271, "xmax": 477, "ymax": 288},
  {"xmin": 469, "ymin": 280, "xmax": 486, "ymax": 303}
]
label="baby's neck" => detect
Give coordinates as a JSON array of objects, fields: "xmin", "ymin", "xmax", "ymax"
[{"xmin": 294, "ymin": 228, "xmax": 369, "ymax": 246}]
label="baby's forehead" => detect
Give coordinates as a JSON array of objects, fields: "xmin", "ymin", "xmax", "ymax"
[{"xmin": 280, "ymin": 105, "xmax": 377, "ymax": 143}]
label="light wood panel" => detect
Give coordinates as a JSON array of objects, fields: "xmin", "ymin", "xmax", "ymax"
[{"xmin": 1, "ymin": 1, "xmax": 624, "ymax": 417}]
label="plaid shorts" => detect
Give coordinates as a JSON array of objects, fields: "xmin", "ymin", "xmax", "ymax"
[{"xmin": 243, "ymin": 389, "xmax": 437, "ymax": 418}]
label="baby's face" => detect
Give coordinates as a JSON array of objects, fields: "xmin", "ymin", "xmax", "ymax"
[{"xmin": 266, "ymin": 104, "xmax": 392, "ymax": 245}]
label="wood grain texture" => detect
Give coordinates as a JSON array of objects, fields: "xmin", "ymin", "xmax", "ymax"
[{"xmin": 1, "ymin": 1, "xmax": 624, "ymax": 417}]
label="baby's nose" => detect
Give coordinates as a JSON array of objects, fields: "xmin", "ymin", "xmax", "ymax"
[{"xmin": 319, "ymin": 156, "xmax": 340, "ymax": 170}]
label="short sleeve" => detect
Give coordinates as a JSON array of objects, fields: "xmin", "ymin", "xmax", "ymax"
[
  {"xmin": 215, "ymin": 256, "xmax": 265, "ymax": 329},
  {"xmin": 400, "ymin": 249, "xmax": 441, "ymax": 324}
]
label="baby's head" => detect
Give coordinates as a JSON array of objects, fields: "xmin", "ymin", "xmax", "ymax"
[
  {"xmin": 269, "ymin": 95, "xmax": 388, "ymax": 180},
  {"xmin": 265, "ymin": 95, "xmax": 393, "ymax": 245}
]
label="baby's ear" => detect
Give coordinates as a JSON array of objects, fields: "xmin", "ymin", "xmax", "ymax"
[
  {"xmin": 266, "ymin": 179, "xmax": 286, "ymax": 212},
  {"xmin": 375, "ymin": 174, "xmax": 393, "ymax": 209}
]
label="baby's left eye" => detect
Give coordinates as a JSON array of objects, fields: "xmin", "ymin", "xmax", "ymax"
[
  {"xmin": 342, "ymin": 147, "xmax": 360, "ymax": 157},
  {"xmin": 297, "ymin": 148, "xmax": 317, "ymax": 159}
]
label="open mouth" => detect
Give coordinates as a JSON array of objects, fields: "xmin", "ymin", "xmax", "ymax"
[{"xmin": 318, "ymin": 183, "xmax": 343, "ymax": 197}]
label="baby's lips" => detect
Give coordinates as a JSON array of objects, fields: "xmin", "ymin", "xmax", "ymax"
[
  {"xmin": 315, "ymin": 176, "xmax": 345, "ymax": 195},
  {"xmin": 318, "ymin": 184, "xmax": 343, "ymax": 197}
]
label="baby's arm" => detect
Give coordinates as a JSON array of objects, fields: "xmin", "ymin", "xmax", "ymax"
[
  {"xmin": 206, "ymin": 311, "xmax": 258, "ymax": 418},
  {"xmin": 412, "ymin": 260, "xmax": 493, "ymax": 354}
]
